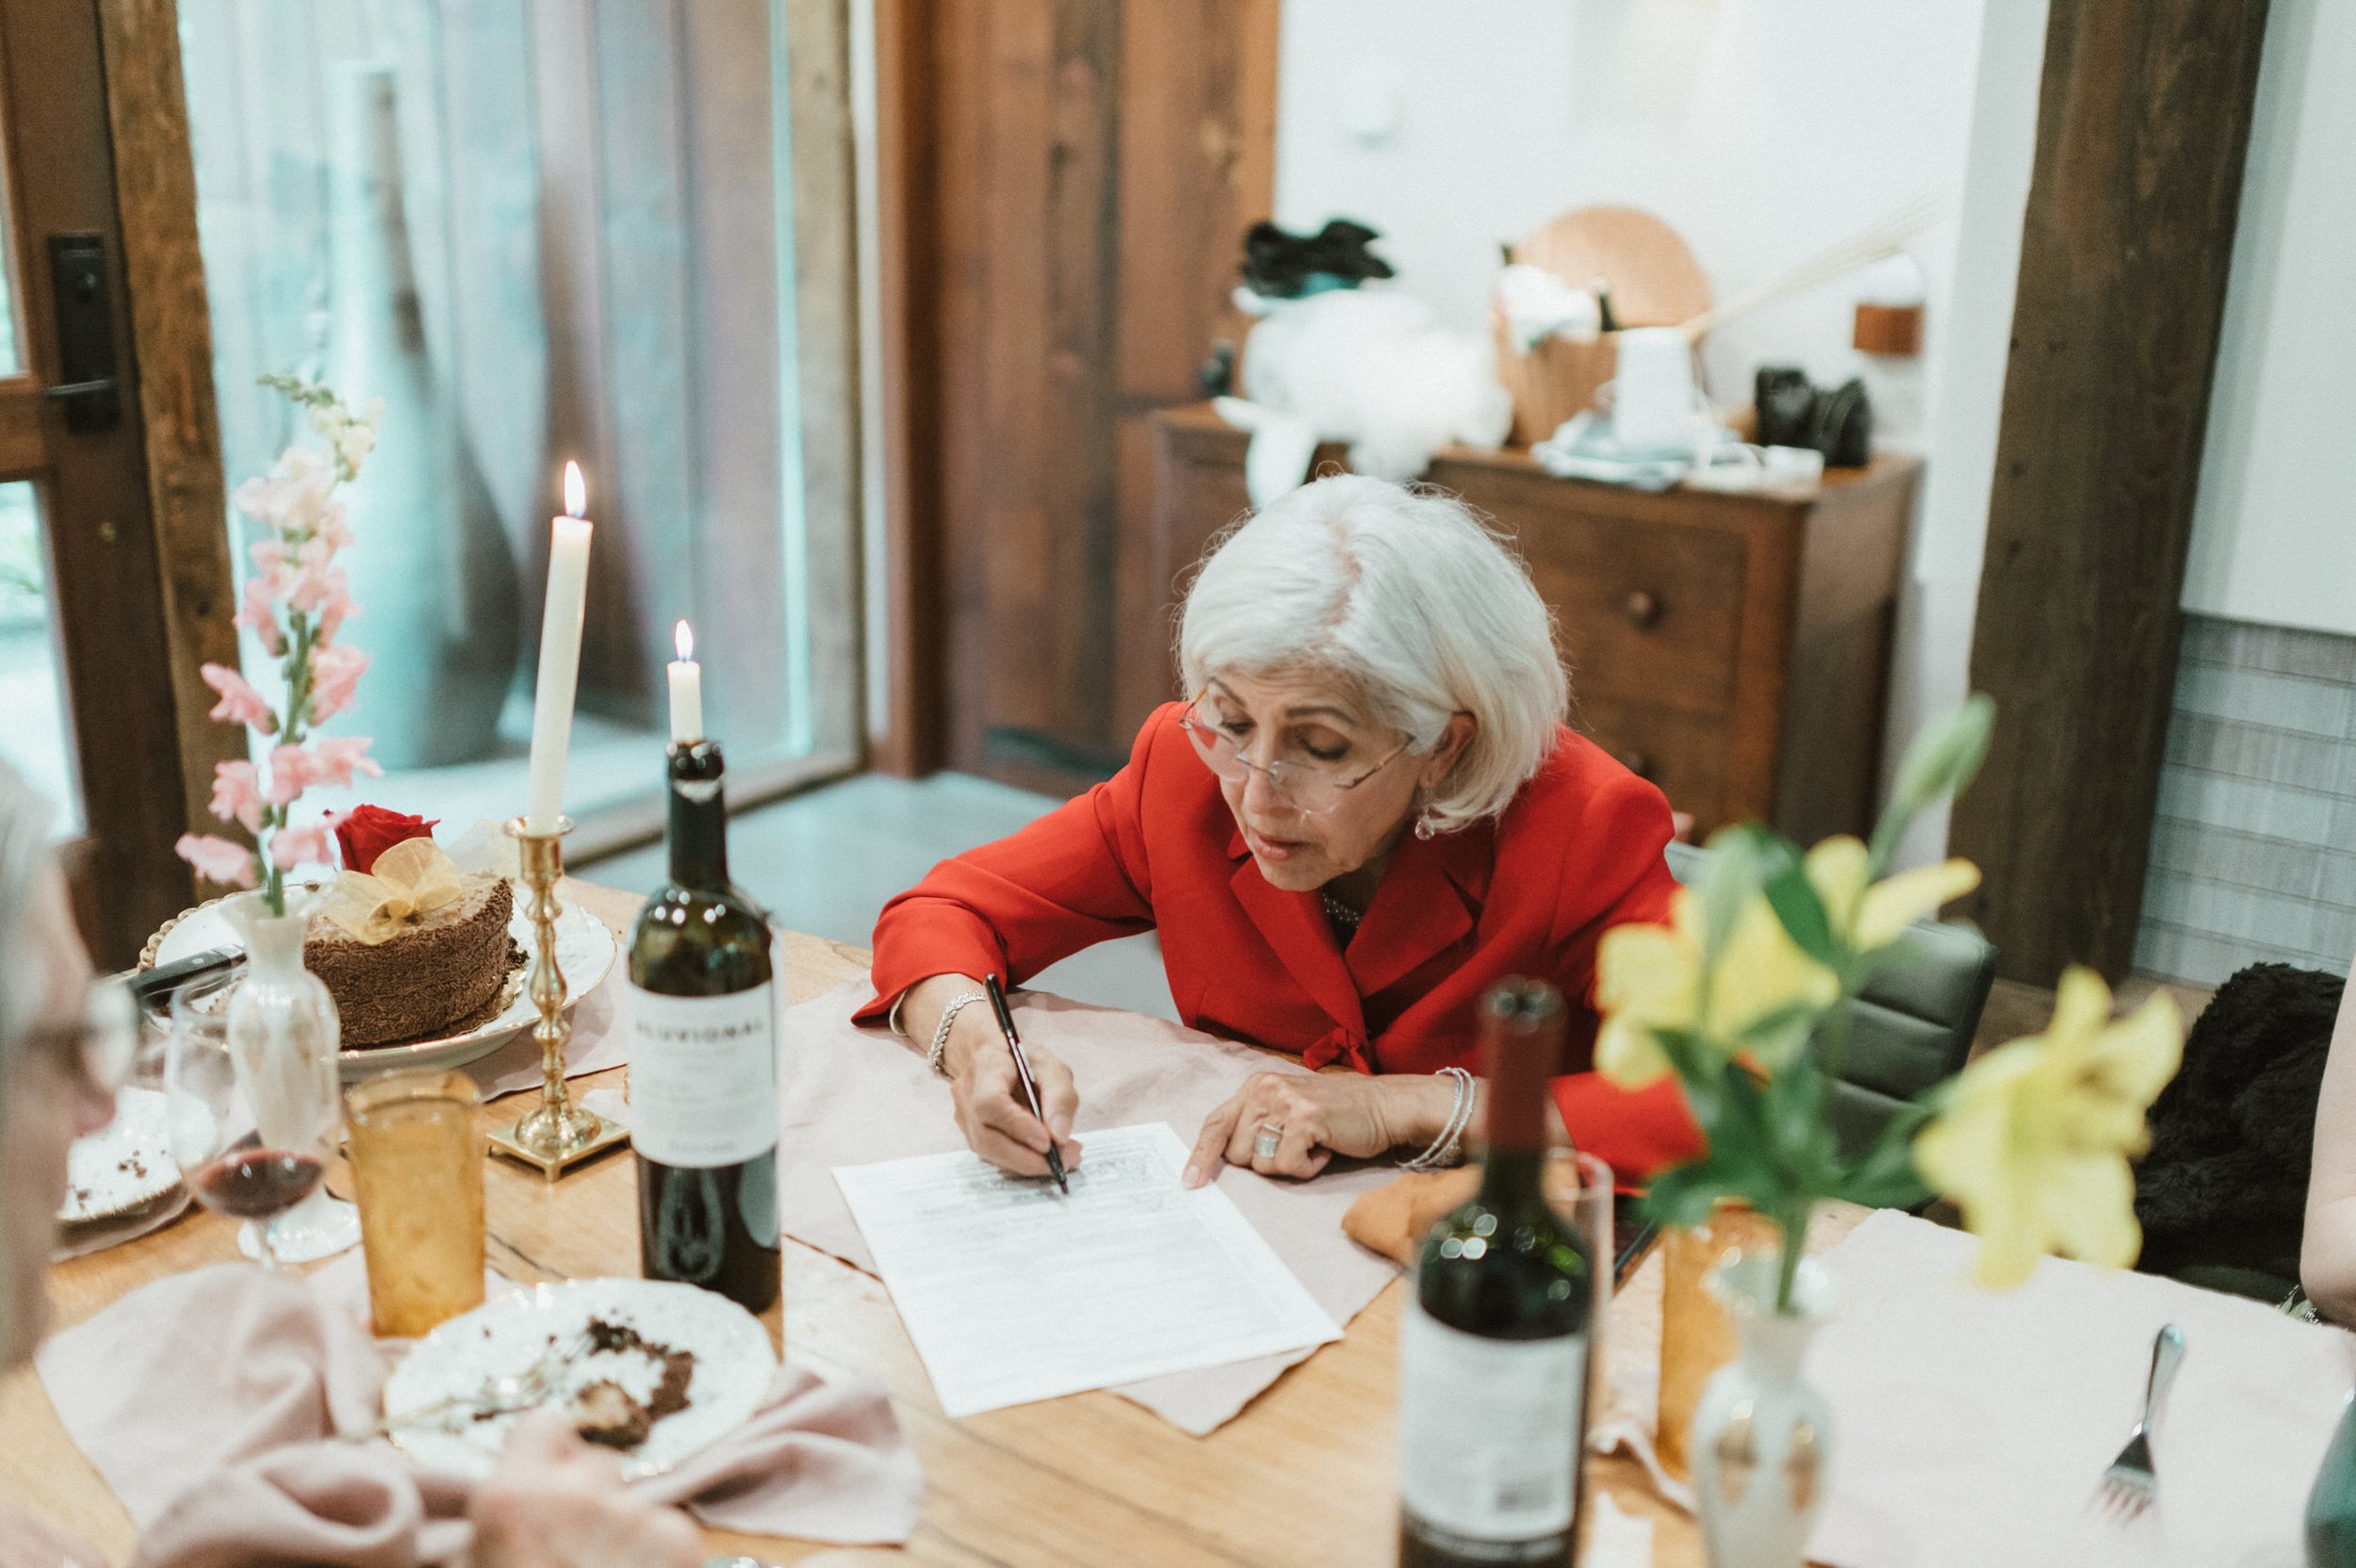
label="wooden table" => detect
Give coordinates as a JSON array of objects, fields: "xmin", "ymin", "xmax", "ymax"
[{"xmin": 1, "ymin": 881, "xmax": 1725, "ymax": 1567}]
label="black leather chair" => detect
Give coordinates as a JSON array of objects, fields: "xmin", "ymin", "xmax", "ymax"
[{"xmin": 1663, "ymin": 841, "xmax": 1999, "ymax": 1153}]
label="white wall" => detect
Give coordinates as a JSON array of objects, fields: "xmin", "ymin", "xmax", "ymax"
[
  {"xmin": 1271, "ymin": 0, "xmax": 1988, "ymax": 449},
  {"xmin": 1275, "ymin": 0, "xmax": 2049, "ymax": 865},
  {"xmin": 2179, "ymin": 0, "xmax": 2356, "ymax": 639}
]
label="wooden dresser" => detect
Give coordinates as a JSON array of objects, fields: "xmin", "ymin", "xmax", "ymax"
[{"xmin": 1148, "ymin": 404, "xmax": 1922, "ymax": 844}]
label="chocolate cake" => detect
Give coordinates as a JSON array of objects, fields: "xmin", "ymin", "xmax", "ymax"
[
  {"xmin": 304, "ymin": 877, "xmax": 522, "ymax": 1047},
  {"xmin": 568, "ymin": 1316, "xmax": 697, "ymax": 1450}
]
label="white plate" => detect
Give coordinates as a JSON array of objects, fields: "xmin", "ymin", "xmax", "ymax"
[
  {"xmin": 382, "ymin": 1279, "xmax": 776, "ymax": 1480},
  {"xmin": 149, "ymin": 888, "xmax": 617, "ymax": 1081},
  {"xmin": 57, "ymin": 1086, "xmax": 180, "ymax": 1223}
]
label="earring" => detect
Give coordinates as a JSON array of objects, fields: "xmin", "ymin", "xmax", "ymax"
[{"xmin": 1414, "ymin": 816, "xmax": 1438, "ymax": 841}]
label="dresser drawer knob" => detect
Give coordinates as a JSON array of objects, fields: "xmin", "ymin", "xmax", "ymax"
[
  {"xmin": 1615, "ymin": 748, "xmax": 1655, "ymax": 780},
  {"xmin": 1623, "ymin": 590, "xmax": 1662, "ymax": 629}
]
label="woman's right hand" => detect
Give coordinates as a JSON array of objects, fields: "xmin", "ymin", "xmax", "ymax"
[
  {"xmin": 468, "ymin": 1412, "xmax": 702, "ymax": 1568},
  {"xmin": 899, "ymin": 973, "xmax": 1082, "ymax": 1178}
]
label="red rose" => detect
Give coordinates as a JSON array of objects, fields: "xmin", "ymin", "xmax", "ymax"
[{"xmin": 333, "ymin": 805, "xmax": 439, "ymax": 874}]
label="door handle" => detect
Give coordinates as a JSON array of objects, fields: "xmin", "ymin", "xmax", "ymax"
[{"xmin": 45, "ymin": 234, "xmax": 121, "ymax": 433}]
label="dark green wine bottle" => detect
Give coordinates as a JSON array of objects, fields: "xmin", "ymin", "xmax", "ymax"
[
  {"xmin": 1398, "ymin": 979, "xmax": 1594, "ymax": 1568},
  {"xmin": 626, "ymin": 740, "xmax": 781, "ymax": 1313}
]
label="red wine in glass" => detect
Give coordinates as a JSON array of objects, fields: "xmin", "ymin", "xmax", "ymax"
[{"xmin": 194, "ymin": 1149, "xmax": 325, "ymax": 1221}]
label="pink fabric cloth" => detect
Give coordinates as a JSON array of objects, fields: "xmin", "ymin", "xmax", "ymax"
[
  {"xmin": 778, "ymin": 979, "xmax": 1403, "ymax": 1435},
  {"xmin": 1806, "ymin": 1209, "xmax": 2356, "ymax": 1568},
  {"xmin": 38, "ymin": 1260, "xmax": 922, "ymax": 1566}
]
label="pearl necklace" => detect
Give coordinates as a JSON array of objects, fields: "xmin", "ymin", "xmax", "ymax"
[{"xmin": 1319, "ymin": 889, "xmax": 1364, "ymax": 929}]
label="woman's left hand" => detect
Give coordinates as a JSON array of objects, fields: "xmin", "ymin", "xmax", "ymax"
[{"xmin": 1183, "ymin": 1070, "xmax": 1451, "ymax": 1186}]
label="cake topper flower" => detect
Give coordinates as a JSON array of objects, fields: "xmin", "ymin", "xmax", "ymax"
[{"xmin": 176, "ymin": 374, "xmax": 385, "ymax": 915}]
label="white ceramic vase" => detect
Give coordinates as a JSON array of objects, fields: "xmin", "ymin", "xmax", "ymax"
[
  {"xmin": 323, "ymin": 61, "xmax": 520, "ymax": 769},
  {"xmin": 222, "ymin": 890, "xmax": 359, "ymax": 1263},
  {"xmin": 1691, "ymin": 1252, "xmax": 1836, "ymax": 1568}
]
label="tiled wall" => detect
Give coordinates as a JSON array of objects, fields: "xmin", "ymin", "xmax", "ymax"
[{"xmin": 2135, "ymin": 616, "xmax": 2356, "ymax": 985}]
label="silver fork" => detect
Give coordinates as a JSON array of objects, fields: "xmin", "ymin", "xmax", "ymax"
[
  {"xmin": 345, "ymin": 1327, "xmax": 594, "ymax": 1443},
  {"xmin": 2095, "ymin": 1323, "xmax": 2186, "ymax": 1522}
]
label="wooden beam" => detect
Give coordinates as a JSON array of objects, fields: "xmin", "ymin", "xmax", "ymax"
[
  {"xmin": 870, "ymin": 0, "xmax": 941, "ymax": 775},
  {"xmin": 93, "ymin": 0, "xmax": 243, "ymax": 893},
  {"xmin": 1948, "ymin": 0, "xmax": 2274, "ymax": 983}
]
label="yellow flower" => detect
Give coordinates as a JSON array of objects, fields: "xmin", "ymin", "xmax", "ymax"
[
  {"xmin": 1805, "ymin": 836, "xmax": 1981, "ymax": 954},
  {"xmin": 1595, "ymin": 888, "xmax": 1838, "ymax": 1088},
  {"xmin": 1914, "ymin": 966, "xmax": 2184, "ymax": 1288}
]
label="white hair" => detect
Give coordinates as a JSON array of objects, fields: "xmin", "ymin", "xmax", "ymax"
[{"xmin": 1176, "ymin": 474, "xmax": 1569, "ymax": 833}]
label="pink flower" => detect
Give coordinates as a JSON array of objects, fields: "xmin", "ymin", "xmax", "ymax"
[
  {"xmin": 314, "ymin": 735, "xmax": 381, "ymax": 787},
  {"xmin": 307, "ymin": 643, "xmax": 368, "ymax": 724},
  {"xmin": 267, "ymin": 738, "xmax": 379, "ymax": 803},
  {"xmin": 201, "ymin": 663, "xmax": 277, "ymax": 733},
  {"xmin": 176, "ymin": 833, "xmax": 258, "ymax": 890},
  {"xmin": 232, "ymin": 447, "xmax": 335, "ymax": 536},
  {"xmin": 315, "ymin": 575, "xmax": 355, "ymax": 641},
  {"xmin": 207, "ymin": 760, "xmax": 265, "ymax": 832},
  {"xmin": 270, "ymin": 823, "xmax": 335, "ymax": 870},
  {"xmin": 234, "ymin": 574, "xmax": 285, "ymax": 655},
  {"xmin": 316, "ymin": 499, "xmax": 352, "ymax": 553}
]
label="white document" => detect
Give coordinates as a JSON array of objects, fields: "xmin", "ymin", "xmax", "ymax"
[{"xmin": 832, "ymin": 1121, "xmax": 1342, "ymax": 1416}]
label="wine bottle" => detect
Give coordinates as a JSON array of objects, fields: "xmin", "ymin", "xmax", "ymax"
[
  {"xmin": 1398, "ymin": 979, "xmax": 1594, "ymax": 1568},
  {"xmin": 626, "ymin": 739, "xmax": 781, "ymax": 1313}
]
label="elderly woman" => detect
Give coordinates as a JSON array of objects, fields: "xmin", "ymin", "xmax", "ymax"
[
  {"xmin": 0, "ymin": 769, "xmax": 700, "ymax": 1568},
  {"xmin": 862, "ymin": 474, "xmax": 1694, "ymax": 1186}
]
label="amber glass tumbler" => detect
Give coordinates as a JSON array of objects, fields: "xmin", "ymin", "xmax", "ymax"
[{"xmin": 347, "ymin": 1069, "xmax": 485, "ymax": 1337}]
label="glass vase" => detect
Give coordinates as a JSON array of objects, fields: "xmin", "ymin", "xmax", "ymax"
[
  {"xmin": 223, "ymin": 889, "xmax": 360, "ymax": 1263},
  {"xmin": 1691, "ymin": 1252, "xmax": 1837, "ymax": 1568},
  {"xmin": 2309, "ymin": 1389, "xmax": 2356, "ymax": 1565}
]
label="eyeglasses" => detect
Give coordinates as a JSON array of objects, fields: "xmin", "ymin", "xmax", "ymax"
[
  {"xmin": 22, "ymin": 977, "xmax": 137, "ymax": 1096},
  {"xmin": 1176, "ymin": 686, "xmax": 1412, "ymax": 817}
]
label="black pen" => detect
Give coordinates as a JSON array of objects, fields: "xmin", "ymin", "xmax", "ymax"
[{"xmin": 984, "ymin": 972, "xmax": 1067, "ymax": 1193}]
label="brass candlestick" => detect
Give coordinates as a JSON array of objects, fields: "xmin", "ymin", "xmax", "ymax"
[{"xmin": 487, "ymin": 816, "xmax": 630, "ymax": 1180}]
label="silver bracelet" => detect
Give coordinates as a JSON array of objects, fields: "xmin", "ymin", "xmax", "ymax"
[
  {"xmin": 926, "ymin": 989, "xmax": 990, "ymax": 1076},
  {"xmin": 1399, "ymin": 1066, "xmax": 1476, "ymax": 1170}
]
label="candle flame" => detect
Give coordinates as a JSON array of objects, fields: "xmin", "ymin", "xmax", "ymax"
[
  {"xmin": 675, "ymin": 620, "xmax": 695, "ymax": 662},
  {"xmin": 563, "ymin": 461, "xmax": 586, "ymax": 518}
]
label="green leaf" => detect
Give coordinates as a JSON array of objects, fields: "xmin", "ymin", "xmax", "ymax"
[
  {"xmin": 1643, "ymin": 1160, "xmax": 1737, "ymax": 1230},
  {"xmin": 1696, "ymin": 824, "xmax": 1769, "ymax": 966},
  {"xmin": 1870, "ymin": 694, "xmax": 1996, "ymax": 872},
  {"xmin": 1761, "ymin": 855, "xmax": 1838, "ymax": 965}
]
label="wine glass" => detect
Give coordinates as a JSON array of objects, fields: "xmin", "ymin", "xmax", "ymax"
[{"xmin": 168, "ymin": 975, "xmax": 339, "ymax": 1270}]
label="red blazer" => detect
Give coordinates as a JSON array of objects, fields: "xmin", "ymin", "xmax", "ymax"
[{"xmin": 859, "ymin": 703, "xmax": 1702, "ymax": 1180}]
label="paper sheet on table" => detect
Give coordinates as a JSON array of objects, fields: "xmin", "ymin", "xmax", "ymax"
[
  {"xmin": 779, "ymin": 979, "xmax": 1401, "ymax": 1433},
  {"xmin": 834, "ymin": 1122, "xmax": 1342, "ymax": 1416}
]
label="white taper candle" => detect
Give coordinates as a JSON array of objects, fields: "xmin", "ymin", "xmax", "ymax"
[{"xmin": 524, "ymin": 462, "xmax": 593, "ymax": 833}]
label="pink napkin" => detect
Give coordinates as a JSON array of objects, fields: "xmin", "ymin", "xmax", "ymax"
[
  {"xmin": 38, "ymin": 1261, "xmax": 922, "ymax": 1565},
  {"xmin": 778, "ymin": 980, "xmax": 1403, "ymax": 1434},
  {"xmin": 466, "ymin": 983, "xmax": 628, "ymax": 1102},
  {"xmin": 1805, "ymin": 1209, "xmax": 2356, "ymax": 1568}
]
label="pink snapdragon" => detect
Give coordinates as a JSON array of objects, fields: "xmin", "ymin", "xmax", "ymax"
[
  {"xmin": 201, "ymin": 663, "xmax": 277, "ymax": 732},
  {"xmin": 207, "ymin": 760, "xmax": 265, "ymax": 833},
  {"xmin": 308, "ymin": 643, "xmax": 368, "ymax": 724},
  {"xmin": 270, "ymin": 823, "xmax": 335, "ymax": 870},
  {"xmin": 268, "ymin": 737, "xmax": 379, "ymax": 802},
  {"xmin": 176, "ymin": 833, "xmax": 259, "ymax": 889},
  {"xmin": 233, "ymin": 574, "xmax": 285, "ymax": 655}
]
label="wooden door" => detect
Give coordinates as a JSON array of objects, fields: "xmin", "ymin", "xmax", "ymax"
[
  {"xmin": 0, "ymin": 0, "xmax": 229, "ymax": 964},
  {"xmin": 892, "ymin": 0, "xmax": 1279, "ymax": 793}
]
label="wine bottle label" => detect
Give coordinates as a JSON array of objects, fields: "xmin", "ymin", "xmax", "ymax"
[
  {"xmin": 626, "ymin": 980, "xmax": 779, "ymax": 1168},
  {"xmin": 1397, "ymin": 1301, "xmax": 1586, "ymax": 1544}
]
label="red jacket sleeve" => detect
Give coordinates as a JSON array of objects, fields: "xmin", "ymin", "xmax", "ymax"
[
  {"xmin": 1537, "ymin": 763, "xmax": 1703, "ymax": 1185},
  {"xmin": 854, "ymin": 710, "xmax": 1170, "ymax": 1023}
]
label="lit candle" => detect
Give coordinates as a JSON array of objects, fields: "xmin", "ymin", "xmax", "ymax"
[
  {"xmin": 667, "ymin": 620, "xmax": 704, "ymax": 744},
  {"xmin": 524, "ymin": 462, "xmax": 593, "ymax": 833}
]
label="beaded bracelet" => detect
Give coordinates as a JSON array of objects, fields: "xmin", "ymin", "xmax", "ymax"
[
  {"xmin": 926, "ymin": 989, "xmax": 990, "ymax": 1076},
  {"xmin": 1399, "ymin": 1066, "xmax": 1476, "ymax": 1170}
]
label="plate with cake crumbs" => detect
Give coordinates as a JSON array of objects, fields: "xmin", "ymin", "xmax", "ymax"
[
  {"xmin": 148, "ymin": 888, "xmax": 616, "ymax": 1081},
  {"xmin": 57, "ymin": 1086, "xmax": 183, "ymax": 1224},
  {"xmin": 379, "ymin": 1278, "xmax": 776, "ymax": 1480}
]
